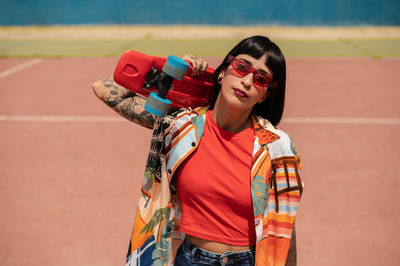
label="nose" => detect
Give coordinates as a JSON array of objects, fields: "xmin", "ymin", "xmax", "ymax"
[{"xmin": 241, "ymin": 72, "xmax": 254, "ymax": 89}]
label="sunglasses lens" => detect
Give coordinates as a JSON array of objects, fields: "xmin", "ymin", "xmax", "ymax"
[
  {"xmin": 254, "ymin": 74, "xmax": 269, "ymax": 88},
  {"xmin": 229, "ymin": 56, "xmax": 277, "ymax": 89},
  {"xmin": 232, "ymin": 60, "xmax": 249, "ymax": 76}
]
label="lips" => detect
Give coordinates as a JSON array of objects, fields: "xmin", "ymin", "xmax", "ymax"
[{"xmin": 233, "ymin": 88, "xmax": 248, "ymax": 98}]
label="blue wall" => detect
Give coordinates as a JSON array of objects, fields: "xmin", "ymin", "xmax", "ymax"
[{"xmin": 2, "ymin": 0, "xmax": 399, "ymax": 26}]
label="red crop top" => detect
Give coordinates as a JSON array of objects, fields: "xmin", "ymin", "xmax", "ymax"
[{"xmin": 175, "ymin": 110, "xmax": 256, "ymax": 246}]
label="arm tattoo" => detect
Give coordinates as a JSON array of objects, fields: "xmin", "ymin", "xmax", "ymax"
[
  {"xmin": 103, "ymin": 77, "xmax": 135, "ymax": 108},
  {"xmin": 119, "ymin": 97, "xmax": 156, "ymax": 129},
  {"xmin": 101, "ymin": 77, "xmax": 156, "ymax": 129}
]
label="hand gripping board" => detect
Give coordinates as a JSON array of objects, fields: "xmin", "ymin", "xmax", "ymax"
[{"xmin": 113, "ymin": 50, "xmax": 215, "ymax": 109}]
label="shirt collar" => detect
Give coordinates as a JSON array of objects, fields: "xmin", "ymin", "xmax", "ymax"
[
  {"xmin": 251, "ymin": 115, "xmax": 280, "ymax": 145},
  {"xmin": 193, "ymin": 106, "xmax": 279, "ymax": 145},
  {"xmin": 193, "ymin": 106, "xmax": 209, "ymax": 115}
]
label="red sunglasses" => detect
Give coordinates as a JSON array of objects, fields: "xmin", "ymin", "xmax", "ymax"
[{"xmin": 227, "ymin": 55, "xmax": 278, "ymax": 90}]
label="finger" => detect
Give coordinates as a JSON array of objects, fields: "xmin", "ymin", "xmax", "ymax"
[
  {"xmin": 184, "ymin": 55, "xmax": 207, "ymax": 76},
  {"xmin": 192, "ymin": 60, "xmax": 200, "ymax": 74},
  {"xmin": 182, "ymin": 55, "xmax": 196, "ymax": 70},
  {"xmin": 200, "ymin": 60, "xmax": 208, "ymax": 73},
  {"xmin": 182, "ymin": 54, "xmax": 192, "ymax": 61},
  {"xmin": 193, "ymin": 59, "xmax": 207, "ymax": 75}
]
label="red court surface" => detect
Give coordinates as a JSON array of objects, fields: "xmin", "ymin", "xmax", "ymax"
[{"xmin": 0, "ymin": 57, "xmax": 399, "ymax": 266}]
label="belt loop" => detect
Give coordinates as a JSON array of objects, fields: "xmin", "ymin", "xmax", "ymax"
[
  {"xmin": 249, "ymin": 248, "xmax": 255, "ymax": 265},
  {"xmin": 190, "ymin": 246, "xmax": 198, "ymax": 264}
]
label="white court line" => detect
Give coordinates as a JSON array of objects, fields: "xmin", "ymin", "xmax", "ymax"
[
  {"xmin": 282, "ymin": 117, "xmax": 400, "ymax": 125},
  {"xmin": 0, "ymin": 115, "xmax": 399, "ymax": 125},
  {"xmin": 0, "ymin": 115, "xmax": 125, "ymax": 122},
  {"xmin": 0, "ymin": 58, "xmax": 43, "ymax": 79}
]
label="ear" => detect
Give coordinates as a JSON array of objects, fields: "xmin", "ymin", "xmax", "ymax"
[
  {"xmin": 258, "ymin": 90, "xmax": 270, "ymax": 103},
  {"xmin": 218, "ymin": 70, "xmax": 225, "ymax": 84}
]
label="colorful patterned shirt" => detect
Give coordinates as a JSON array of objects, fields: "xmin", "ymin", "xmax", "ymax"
[{"xmin": 126, "ymin": 106, "xmax": 304, "ymax": 266}]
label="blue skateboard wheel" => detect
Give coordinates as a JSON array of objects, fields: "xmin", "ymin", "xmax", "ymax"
[
  {"xmin": 145, "ymin": 92, "xmax": 172, "ymax": 117},
  {"xmin": 162, "ymin": 55, "xmax": 190, "ymax": 80}
]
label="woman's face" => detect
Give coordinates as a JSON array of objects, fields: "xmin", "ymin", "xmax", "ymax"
[{"xmin": 217, "ymin": 53, "xmax": 272, "ymax": 112}]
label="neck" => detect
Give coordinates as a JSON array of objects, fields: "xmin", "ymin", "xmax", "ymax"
[{"xmin": 211, "ymin": 98, "xmax": 252, "ymax": 133}]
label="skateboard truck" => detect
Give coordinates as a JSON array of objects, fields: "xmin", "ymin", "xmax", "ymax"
[{"xmin": 144, "ymin": 55, "xmax": 190, "ymax": 117}]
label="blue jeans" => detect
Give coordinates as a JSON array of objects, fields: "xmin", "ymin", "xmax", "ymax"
[{"xmin": 174, "ymin": 238, "xmax": 255, "ymax": 266}]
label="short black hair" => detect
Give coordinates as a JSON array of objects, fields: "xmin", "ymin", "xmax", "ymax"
[{"xmin": 210, "ymin": 35, "xmax": 286, "ymax": 126}]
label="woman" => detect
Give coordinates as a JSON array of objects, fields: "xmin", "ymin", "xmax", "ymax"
[{"xmin": 93, "ymin": 35, "xmax": 304, "ymax": 266}]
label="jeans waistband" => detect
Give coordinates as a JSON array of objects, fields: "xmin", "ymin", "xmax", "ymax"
[{"xmin": 181, "ymin": 238, "xmax": 255, "ymax": 265}]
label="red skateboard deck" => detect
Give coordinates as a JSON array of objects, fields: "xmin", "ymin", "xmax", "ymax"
[{"xmin": 113, "ymin": 50, "xmax": 215, "ymax": 109}]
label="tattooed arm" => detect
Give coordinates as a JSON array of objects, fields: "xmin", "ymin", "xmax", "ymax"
[{"xmin": 92, "ymin": 77, "xmax": 156, "ymax": 129}]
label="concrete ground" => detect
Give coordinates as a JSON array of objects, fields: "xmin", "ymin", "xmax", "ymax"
[{"xmin": 0, "ymin": 25, "xmax": 399, "ymax": 266}]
